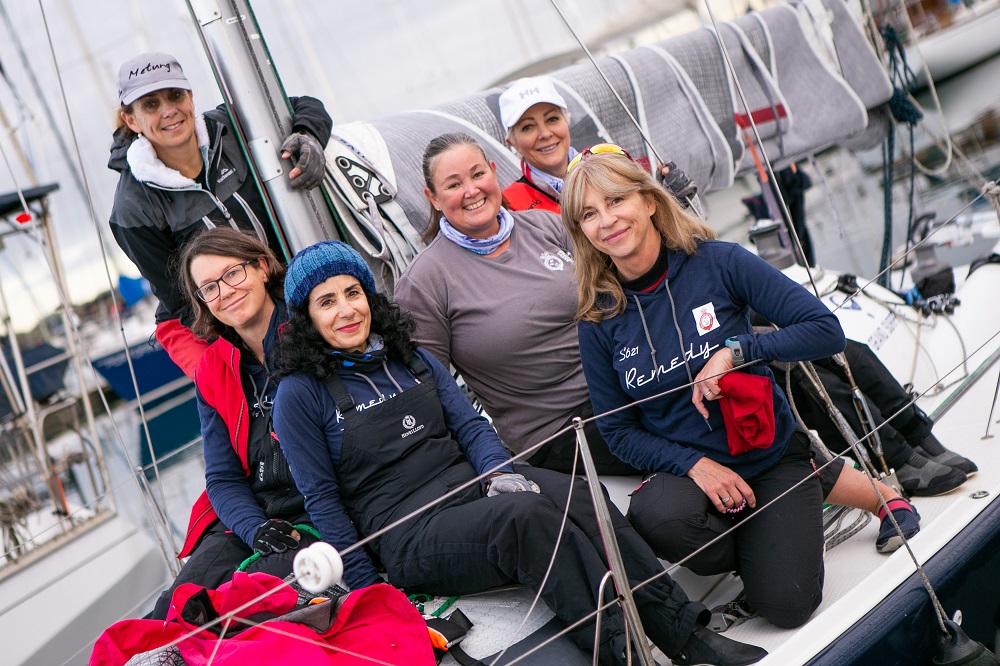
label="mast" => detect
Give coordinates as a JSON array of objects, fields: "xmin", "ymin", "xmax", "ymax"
[{"xmin": 185, "ymin": 0, "xmax": 339, "ymax": 257}]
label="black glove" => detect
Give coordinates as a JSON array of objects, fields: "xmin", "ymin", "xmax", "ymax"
[
  {"xmin": 657, "ymin": 161, "xmax": 698, "ymax": 202},
  {"xmin": 252, "ymin": 519, "xmax": 300, "ymax": 555},
  {"xmin": 281, "ymin": 132, "xmax": 326, "ymax": 190}
]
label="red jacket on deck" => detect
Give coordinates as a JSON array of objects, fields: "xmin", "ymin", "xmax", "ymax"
[{"xmin": 90, "ymin": 572, "xmax": 436, "ymax": 665}]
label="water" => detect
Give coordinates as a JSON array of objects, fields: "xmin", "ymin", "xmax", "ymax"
[{"xmin": 705, "ymin": 52, "xmax": 1000, "ymax": 282}]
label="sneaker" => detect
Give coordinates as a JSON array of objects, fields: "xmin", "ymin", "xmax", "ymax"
[
  {"xmin": 896, "ymin": 451, "xmax": 967, "ymax": 496},
  {"xmin": 876, "ymin": 497, "xmax": 921, "ymax": 553},
  {"xmin": 671, "ymin": 625, "xmax": 768, "ymax": 666},
  {"xmin": 916, "ymin": 435, "xmax": 978, "ymax": 476}
]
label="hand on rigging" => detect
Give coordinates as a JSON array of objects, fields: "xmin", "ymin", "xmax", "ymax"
[
  {"xmin": 281, "ymin": 132, "xmax": 326, "ymax": 190},
  {"xmin": 657, "ymin": 161, "xmax": 698, "ymax": 203}
]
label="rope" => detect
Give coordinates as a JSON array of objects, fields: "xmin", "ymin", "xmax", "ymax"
[
  {"xmin": 33, "ymin": 0, "xmax": 180, "ymax": 567},
  {"xmin": 824, "ymin": 505, "xmax": 872, "ymax": 551},
  {"xmin": 878, "ymin": 24, "xmax": 926, "ymax": 289}
]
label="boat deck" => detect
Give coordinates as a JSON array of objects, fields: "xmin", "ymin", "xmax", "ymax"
[{"xmin": 601, "ymin": 268, "xmax": 1000, "ymax": 663}]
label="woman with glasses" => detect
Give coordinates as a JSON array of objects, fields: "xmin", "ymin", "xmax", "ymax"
[
  {"xmin": 108, "ymin": 52, "xmax": 332, "ymax": 378},
  {"xmin": 497, "ymin": 76, "xmax": 924, "ymax": 552},
  {"xmin": 560, "ymin": 148, "xmax": 853, "ymax": 629},
  {"xmin": 144, "ymin": 227, "xmax": 314, "ymax": 620}
]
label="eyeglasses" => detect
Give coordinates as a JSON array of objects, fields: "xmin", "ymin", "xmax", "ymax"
[
  {"xmin": 195, "ymin": 260, "xmax": 254, "ymax": 302},
  {"xmin": 566, "ymin": 143, "xmax": 633, "ymax": 173}
]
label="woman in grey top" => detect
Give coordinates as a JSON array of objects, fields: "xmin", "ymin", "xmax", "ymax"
[{"xmin": 394, "ymin": 132, "xmax": 636, "ymax": 473}]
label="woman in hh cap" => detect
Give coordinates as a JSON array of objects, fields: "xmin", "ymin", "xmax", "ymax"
[
  {"xmin": 272, "ymin": 239, "xmax": 767, "ymax": 666},
  {"xmin": 499, "ymin": 75, "xmax": 698, "ymax": 214},
  {"xmin": 108, "ymin": 51, "xmax": 332, "ymax": 378}
]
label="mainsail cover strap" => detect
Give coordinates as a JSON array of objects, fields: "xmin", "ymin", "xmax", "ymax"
[{"xmin": 321, "ymin": 126, "xmax": 425, "ymax": 285}]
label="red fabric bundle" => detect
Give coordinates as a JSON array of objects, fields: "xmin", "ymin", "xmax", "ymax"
[
  {"xmin": 90, "ymin": 572, "xmax": 435, "ymax": 665},
  {"xmin": 718, "ymin": 372, "xmax": 776, "ymax": 455}
]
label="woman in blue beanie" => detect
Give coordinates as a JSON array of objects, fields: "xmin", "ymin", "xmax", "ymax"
[{"xmin": 272, "ymin": 240, "xmax": 767, "ymax": 666}]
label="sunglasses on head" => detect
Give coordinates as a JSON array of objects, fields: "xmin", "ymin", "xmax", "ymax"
[{"xmin": 566, "ymin": 143, "xmax": 633, "ymax": 173}]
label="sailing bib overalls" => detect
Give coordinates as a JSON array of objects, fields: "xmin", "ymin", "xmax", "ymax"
[{"xmin": 324, "ymin": 356, "xmax": 704, "ymax": 663}]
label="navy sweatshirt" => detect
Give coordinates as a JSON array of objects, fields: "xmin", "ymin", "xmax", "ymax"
[
  {"xmin": 577, "ymin": 240, "xmax": 845, "ymax": 480},
  {"xmin": 272, "ymin": 348, "xmax": 513, "ymax": 589}
]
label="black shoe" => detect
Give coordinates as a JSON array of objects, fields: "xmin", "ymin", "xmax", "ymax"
[
  {"xmin": 671, "ymin": 625, "xmax": 768, "ymax": 666},
  {"xmin": 875, "ymin": 497, "xmax": 921, "ymax": 553},
  {"xmin": 896, "ymin": 451, "xmax": 967, "ymax": 496},
  {"xmin": 915, "ymin": 435, "xmax": 978, "ymax": 476}
]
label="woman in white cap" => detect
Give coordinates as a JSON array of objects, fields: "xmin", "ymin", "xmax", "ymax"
[
  {"xmin": 499, "ymin": 75, "xmax": 697, "ymax": 213},
  {"xmin": 272, "ymin": 239, "xmax": 768, "ymax": 666},
  {"xmin": 108, "ymin": 51, "xmax": 332, "ymax": 378}
]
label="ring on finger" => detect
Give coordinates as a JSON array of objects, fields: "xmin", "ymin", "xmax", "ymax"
[{"xmin": 721, "ymin": 496, "xmax": 731, "ymax": 504}]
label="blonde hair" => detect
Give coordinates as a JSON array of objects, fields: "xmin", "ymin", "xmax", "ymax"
[{"xmin": 560, "ymin": 153, "xmax": 716, "ymax": 323}]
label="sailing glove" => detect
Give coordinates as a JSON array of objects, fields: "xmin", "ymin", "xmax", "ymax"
[
  {"xmin": 281, "ymin": 132, "xmax": 326, "ymax": 190},
  {"xmin": 253, "ymin": 519, "xmax": 300, "ymax": 555},
  {"xmin": 486, "ymin": 473, "xmax": 541, "ymax": 497},
  {"xmin": 658, "ymin": 161, "xmax": 698, "ymax": 203}
]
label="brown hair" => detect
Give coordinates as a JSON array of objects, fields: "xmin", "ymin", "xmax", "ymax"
[
  {"xmin": 419, "ymin": 132, "xmax": 512, "ymax": 243},
  {"xmin": 179, "ymin": 228, "xmax": 286, "ymax": 340},
  {"xmin": 560, "ymin": 152, "xmax": 716, "ymax": 323},
  {"xmin": 114, "ymin": 102, "xmax": 138, "ymax": 142}
]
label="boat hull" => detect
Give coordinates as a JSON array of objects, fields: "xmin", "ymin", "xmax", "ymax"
[{"xmin": 0, "ymin": 512, "xmax": 167, "ymax": 666}]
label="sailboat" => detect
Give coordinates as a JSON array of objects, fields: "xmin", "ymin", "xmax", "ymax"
[
  {"xmin": 879, "ymin": 0, "xmax": 1000, "ymax": 83},
  {"xmin": 0, "ymin": 185, "xmax": 171, "ymax": 666},
  {"xmin": 4, "ymin": 0, "xmax": 1000, "ymax": 663}
]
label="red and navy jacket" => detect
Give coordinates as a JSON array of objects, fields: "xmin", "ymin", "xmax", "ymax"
[
  {"xmin": 503, "ymin": 173, "xmax": 561, "ymax": 215},
  {"xmin": 179, "ymin": 302, "xmax": 298, "ymax": 557}
]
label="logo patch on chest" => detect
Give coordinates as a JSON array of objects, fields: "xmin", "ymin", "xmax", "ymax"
[
  {"xmin": 539, "ymin": 249, "xmax": 574, "ymax": 271},
  {"xmin": 692, "ymin": 302, "xmax": 720, "ymax": 336},
  {"xmin": 401, "ymin": 414, "xmax": 425, "ymax": 439}
]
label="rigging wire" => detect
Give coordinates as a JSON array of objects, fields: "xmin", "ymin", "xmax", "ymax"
[
  {"xmin": 546, "ymin": 0, "xmax": 708, "ymax": 219},
  {"xmin": 696, "ymin": 0, "xmax": 819, "ymax": 300},
  {"xmin": 20, "ymin": 0, "xmax": 182, "ymax": 567}
]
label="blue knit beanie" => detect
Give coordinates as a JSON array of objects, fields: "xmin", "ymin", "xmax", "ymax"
[{"xmin": 284, "ymin": 241, "xmax": 377, "ymax": 309}]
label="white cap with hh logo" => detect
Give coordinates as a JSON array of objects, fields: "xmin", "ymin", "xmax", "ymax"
[{"xmin": 498, "ymin": 76, "xmax": 568, "ymax": 132}]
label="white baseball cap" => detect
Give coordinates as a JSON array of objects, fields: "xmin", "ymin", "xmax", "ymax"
[
  {"xmin": 498, "ymin": 76, "xmax": 568, "ymax": 131},
  {"xmin": 118, "ymin": 52, "xmax": 192, "ymax": 106}
]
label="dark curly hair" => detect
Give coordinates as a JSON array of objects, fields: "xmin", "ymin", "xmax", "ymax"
[{"xmin": 277, "ymin": 288, "xmax": 418, "ymax": 380}]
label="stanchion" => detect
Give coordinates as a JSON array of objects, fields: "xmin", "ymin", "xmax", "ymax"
[{"xmin": 573, "ymin": 417, "xmax": 656, "ymax": 666}]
